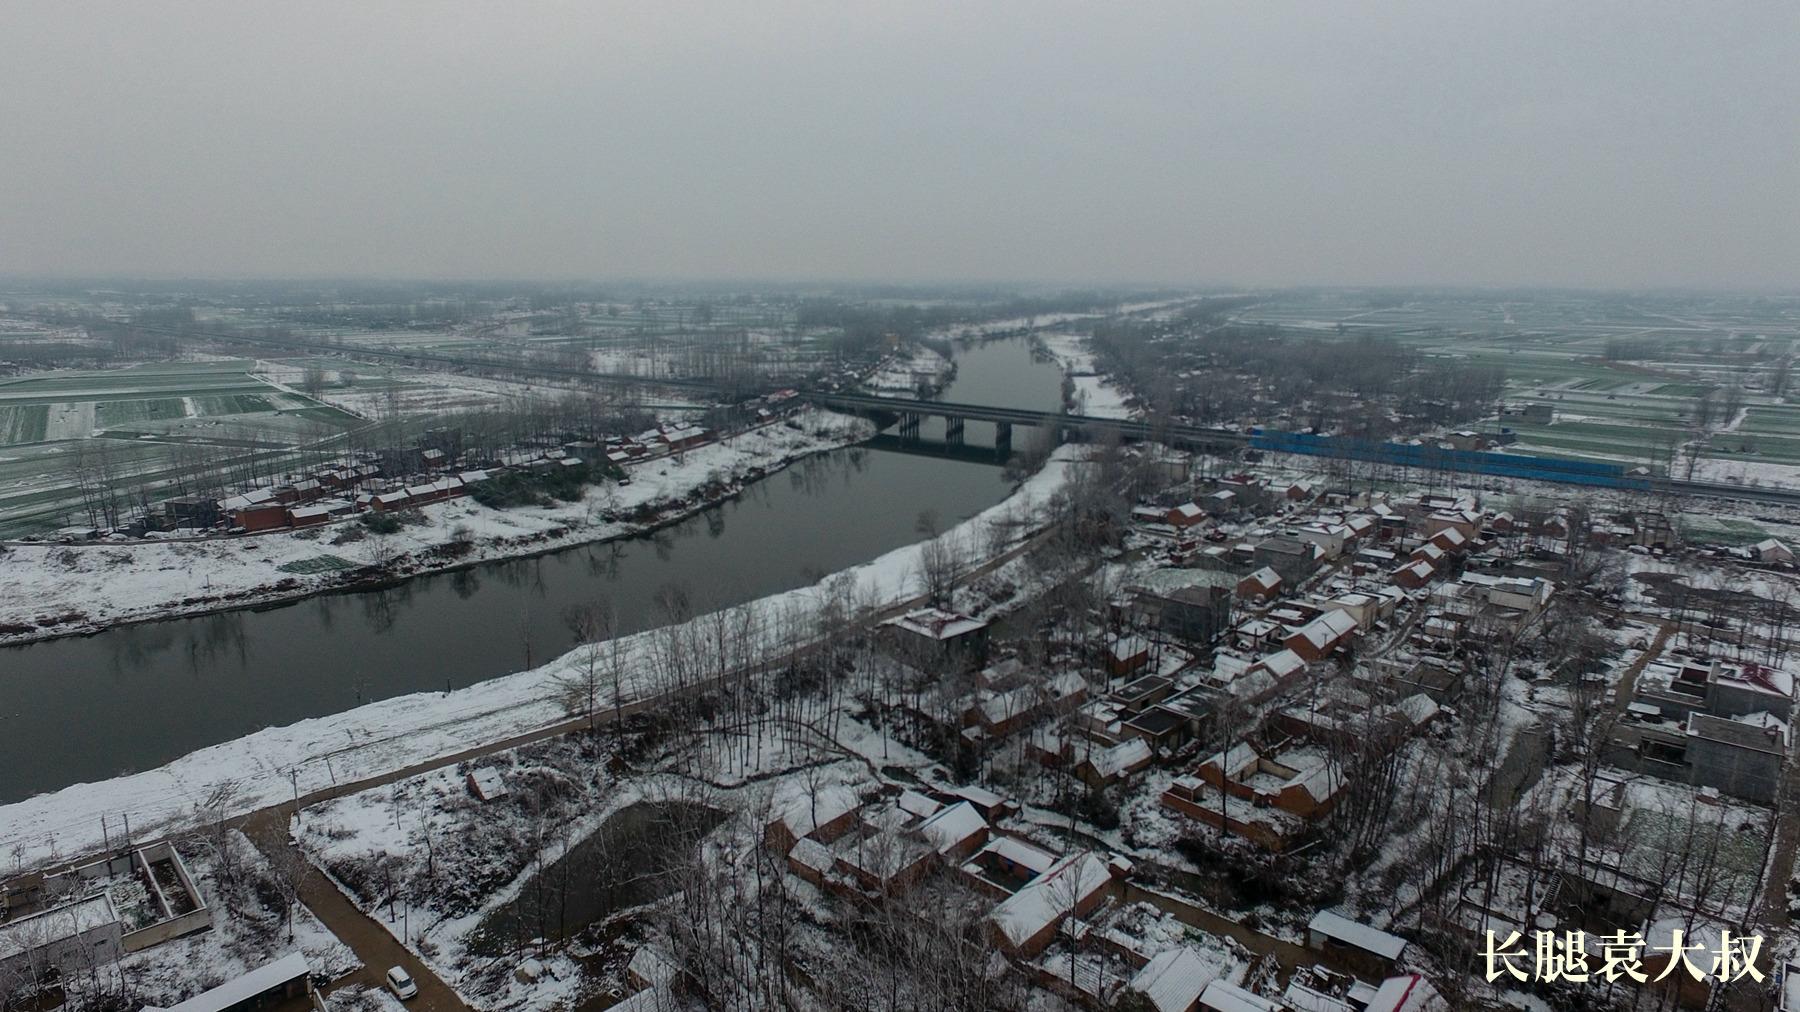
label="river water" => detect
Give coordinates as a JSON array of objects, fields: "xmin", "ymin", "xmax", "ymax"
[{"xmin": 0, "ymin": 338, "xmax": 1064, "ymax": 802}]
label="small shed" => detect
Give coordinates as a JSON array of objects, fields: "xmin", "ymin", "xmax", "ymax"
[
  {"xmin": 466, "ymin": 768, "xmax": 509, "ymax": 802},
  {"xmin": 1308, "ymin": 910, "xmax": 1408, "ymax": 974}
]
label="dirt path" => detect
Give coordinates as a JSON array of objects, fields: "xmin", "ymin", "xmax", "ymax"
[
  {"xmin": 1609, "ymin": 620, "xmax": 1675, "ymax": 717},
  {"xmin": 243, "ymin": 809, "xmax": 474, "ymax": 1012},
  {"xmin": 1758, "ymin": 742, "xmax": 1800, "ymax": 931}
]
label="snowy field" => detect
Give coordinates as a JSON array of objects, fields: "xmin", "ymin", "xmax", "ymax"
[
  {"xmin": 0, "ymin": 409, "xmax": 871, "ymax": 644},
  {"xmin": 0, "ymin": 447, "xmax": 1082, "ymax": 872}
]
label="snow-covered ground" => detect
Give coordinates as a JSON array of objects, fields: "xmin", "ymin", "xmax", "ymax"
[
  {"xmin": 102, "ymin": 830, "xmax": 358, "ymax": 1007},
  {"xmin": 0, "ymin": 409, "xmax": 871, "ymax": 645},
  {"xmin": 1676, "ymin": 453, "xmax": 1800, "ymax": 489},
  {"xmin": 861, "ymin": 344, "xmax": 953, "ymax": 396},
  {"xmin": 0, "ymin": 447, "xmax": 1082, "ymax": 872},
  {"xmin": 1035, "ymin": 333, "xmax": 1135, "ymax": 419}
]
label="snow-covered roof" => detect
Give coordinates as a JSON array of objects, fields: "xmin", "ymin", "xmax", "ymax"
[
  {"xmin": 467, "ymin": 768, "xmax": 507, "ymax": 801},
  {"xmin": 917, "ymin": 802, "xmax": 987, "ymax": 854},
  {"xmin": 1395, "ymin": 694, "xmax": 1441, "ymax": 726},
  {"xmin": 1111, "ymin": 635, "xmax": 1152, "ymax": 661},
  {"xmin": 1284, "ymin": 982, "xmax": 1357, "ymax": 1012},
  {"xmin": 989, "ymin": 851, "xmax": 1112, "ymax": 948},
  {"xmin": 627, "ymin": 946, "xmax": 679, "ymax": 988},
  {"xmin": 1204, "ymin": 741, "xmax": 1261, "ymax": 779},
  {"xmin": 1171, "ymin": 502, "xmax": 1204, "ymax": 519},
  {"xmin": 787, "ymin": 837, "xmax": 835, "ymax": 875},
  {"xmin": 1199, "ymin": 980, "xmax": 1283, "ymax": 1012},
  {"xmin": 1309, "ymin": 910, "xmax": 1407, "ymax": 960},
  {"xmin": 1289, "ymin": 610, "xmax": 1357, "ymax": 650},
  {"xmin": 949, "ymin": 783, "xmax": 1007, "ymax": 811},
  {"xmin": 149, "ymin": 953, "xmax": 311, "ymax": 1012},
  {"xmin": 1243, "ymin": 567, "xmax": 1281, "ymax": 591},
  {"xmin": 883, "ymin": 607, "xmax": 988, "ymax": 641},
  {"xmin": 897, "ymin": 789, "xmax": 941, "ymax": 820},
  {"xmin": 1255, "ymin": 648, "xmax": 1306, "ymax": 680},
  {"xmin": 1129, "ymin": 947, "xmax": 1224, "ymax": 1012},
  {"xmin": 1396, "ymin": 560, "xmax": 1435, "ymax": 581},
  {"xmin": 1715, "ymin": 661, "xmax": 1796, "ymax": 699},
  {"xmin": 1085, "ymin": 739, "xmax": 1153, "ymax": 779},
  {"xmin": 772, "ymin": 782, "xmax": 862, "ymax": 840},
  {"xmin": 1285, "ymin": 760, "xmax": 1343, "ymax": 803},
  {"xmin": 0, "ymin": 892, "xmax": 119, "ymax": 962},
  {"xmin": 1363, "ymin": 974, "xmax": 1444, "ymax": 1012},
  {"xmin": 978, "ymin": 835, "xmax": 1058, "ymax": 876}
]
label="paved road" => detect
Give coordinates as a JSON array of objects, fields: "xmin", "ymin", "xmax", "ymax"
[{"xmin": 243, "ymin": 811, "xmax": 474, "ymax": 1012}]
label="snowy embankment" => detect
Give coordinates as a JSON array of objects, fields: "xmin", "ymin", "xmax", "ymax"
[
  {"xmin": 0, "ymin": 409, "xmax": 869, "ymax": 646},
  {"xmin": 0, "ymin": 447, "xmax": 1082, "ymax": 871},
  {"xmin": 861, "ymin": 344, "xmax": 953, "ymax": 396},
  {"xmin": 1034, "ymin": 332, "xmax": 1135, "ymax": 419}
]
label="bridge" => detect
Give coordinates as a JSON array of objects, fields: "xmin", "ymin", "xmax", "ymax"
[
  {"xmin": 804, "ymin": 391, "xmax": 1248, "ymax": 453},
  {"xmin": 808, "ymin": 391, "xmax": 1800, "ymax": 507}
]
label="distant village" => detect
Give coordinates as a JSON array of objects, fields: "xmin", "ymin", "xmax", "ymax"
[{"xmin": 41, "ymin": 391, "xmax": 805, "ymax": 543}]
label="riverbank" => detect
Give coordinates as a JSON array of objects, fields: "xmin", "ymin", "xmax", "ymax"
[
  {"xmin": 0, "ymin": 445, "xmax": 1082, "ymax": 870},
  {"xmin": 1033, "ymin": 331, "xmax": 1137, "ymax": 418},
  {"xmin": 0, "ymin": 408, "xmax": 875, "ymax": 647}
]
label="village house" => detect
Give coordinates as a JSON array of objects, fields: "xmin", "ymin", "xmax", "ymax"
[
  {"xmin": 1198, "ymin": 981, "xmax": 1283, "ymax": 1012},
  {"xmin": 1391, "ymin": 559, "xmax": 1436, "ymax": 591},
  {"xmin": 1236, "ymin": 567, "xmax": 1282, "ymax": 603},
  {"xmin": 1160, "ymin": 741, "xmax": 1343, "ymax": 851},
  {"xmin": 1316, "ymin": 592, "xmax": 1380, "ymax": 630},
  {"xmin": 1125, "ymin": 946, "xmax": 1230, "ymax": 1012},
  {"xmin": 1072, "ymin": 738, "xmax": 1155, "ymax": 787},
  {"xmin": 1754, "ymin": 538, "xmax": 1795, "ymax": 566},
  {"xmin": 1426, "ymin": 526, "xmax": 1469, "ymax": 555},
  {"xmin": 1231, "ymin": 617, "xmax": 1283, "ymax": 652},
  {"xmin": 1296, "ymin": 524, "xmax": 1350, "ymax": 560},
  {"xmin": 1122, "ymin": 694, "xmax": 1210, "ymax": 749},
  {"xmin": 1132, "ymin": 585, "xmax": 1233, "ymax": 646},
  {"xmin": 987, "ymin": 850, "xmax": 1119, "ymax": 957},
  {"xmin": 1107, "ymin": 634, "xmax": 1153, "ymax": 677},
  {"xmin": 966, "ymin": 671, "xmax": 1089, "ymax": 740},
  {"xmin": 881, "ymin": 608, "xmax": 991, "ymax": 672},
  {"xmin": 1307, "ymin": 910, "xmax": 1410, "ymax": 978},
  {"xmin": 763, "ymin": 782, "xmax": 864, "ymax": 854},
  {"xmin": 1254, "ymin": 535, "xmax": 1317, "ymax": 585},
  {"xmin": 1283, "ymin": 610, "xmax": 1358, "ymax": 664},
  {"xmin": 1246, "ymin": 649, "xmax": 1308, "ymax": 697},
  {"xmin": 1167, "ymin": 502, "xmax": 1207, "ymax": 528},
  {"xmin": 961, "ymin": 836, "xmax": 1060, "ymax": 900},
  {"xmin": 0, "ymin": 841, "xmax": 211, "ymax": 988},
  {"xmin": 1607, "ymin": 658, "xmax": 1795, "ymax": 803},
  {"xmin": 915, "ymin": 801, "xmax": 989, "ymax": 861}
]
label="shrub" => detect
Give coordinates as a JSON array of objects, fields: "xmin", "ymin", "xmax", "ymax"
[{"xmin": 360, "ymin": 512, "xmax": 403, "ymax": 535}]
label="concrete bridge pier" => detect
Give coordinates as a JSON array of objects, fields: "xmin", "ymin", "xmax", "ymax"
[
  {"xmin": 994, "ymin": 421, "xmax": 1011, "ymax": 453},
  {"xmin": 898, "ymin": 412, "xmax": 922, "ymax": 441},
  {"xmin": 945, "ymin": 416, "xmax": 965, "ymax": 445}
]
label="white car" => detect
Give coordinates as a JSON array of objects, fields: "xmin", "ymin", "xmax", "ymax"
[{"xmin": 386, "ymin": 966, "xmax": 419, "ymax": 1000}]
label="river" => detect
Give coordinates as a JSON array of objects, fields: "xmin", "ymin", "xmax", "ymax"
[{"xmin": 0, "ymin": 338, "xmax": 1065, "ymax": 802}]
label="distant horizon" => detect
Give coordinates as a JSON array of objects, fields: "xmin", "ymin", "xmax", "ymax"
[
  {"xmin": 4, "ymin": 2, "xmax": 1795, "ymax": 290},
  {"xmin": 2, "ymin": 273, "xmax": 1798, "ymax": 300}
]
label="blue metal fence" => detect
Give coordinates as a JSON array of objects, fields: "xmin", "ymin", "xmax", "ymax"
[{"xmin": 1248, "ymin": 431, "xmax": 1652, "ymax": 490}]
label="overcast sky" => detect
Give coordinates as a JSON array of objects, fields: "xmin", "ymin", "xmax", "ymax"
[{"xmin": 2, "ymin": 2, "xmax": 1795, "ymax": 289}]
